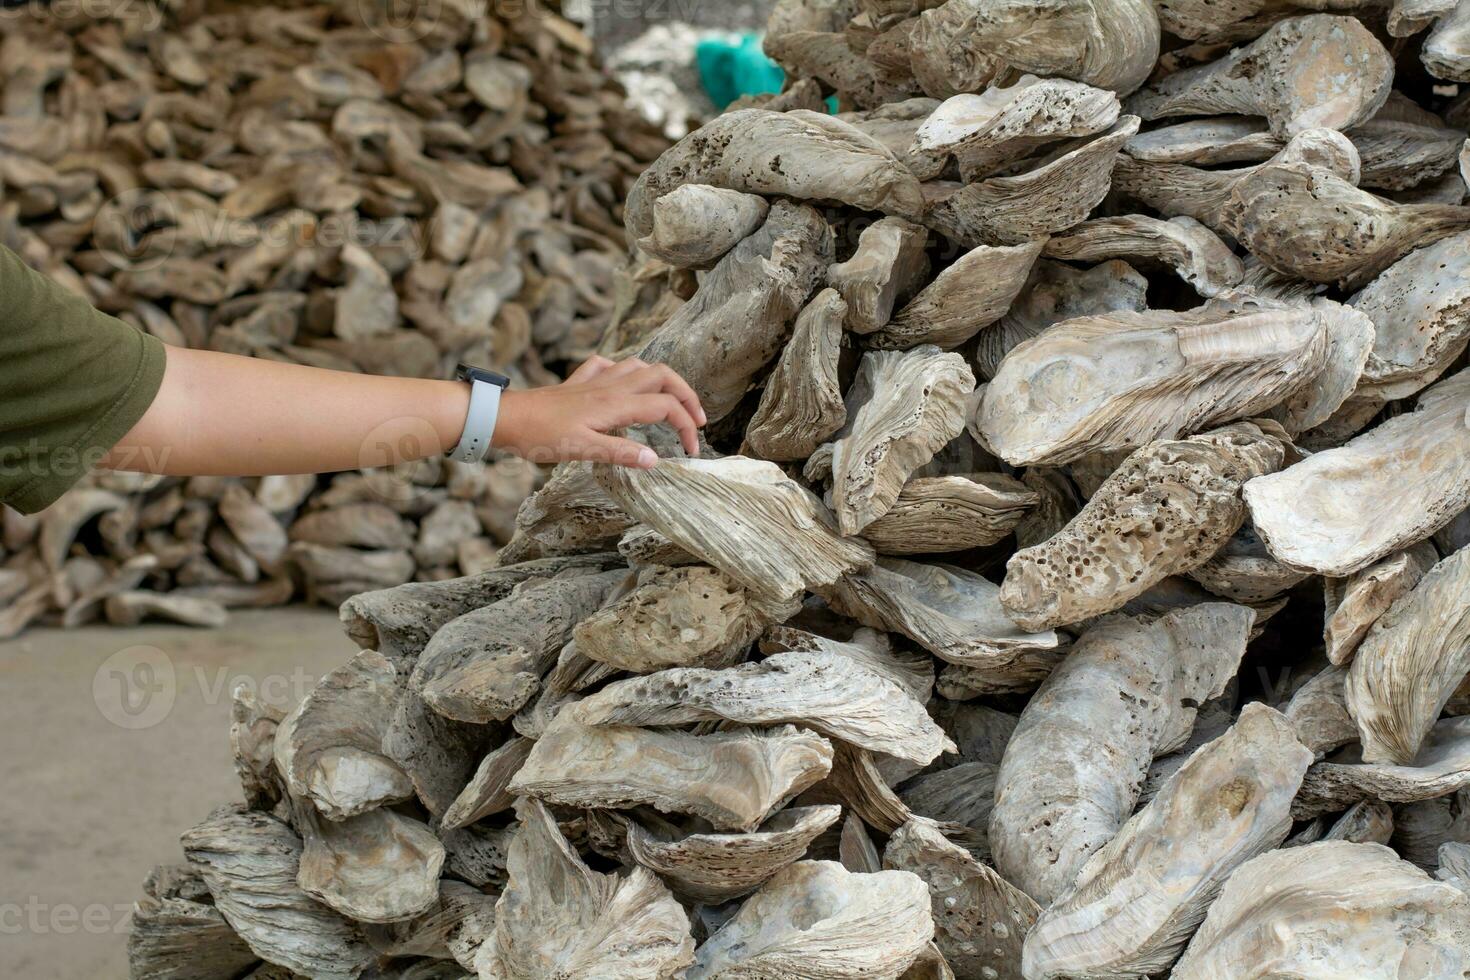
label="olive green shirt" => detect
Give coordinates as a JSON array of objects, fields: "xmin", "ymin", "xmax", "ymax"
[{"xmin": 0, "ymin": 244, "xmax": 166, "ymax": 514}]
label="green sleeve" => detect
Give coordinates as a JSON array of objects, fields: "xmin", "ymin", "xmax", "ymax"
[{"xmin": 0, "ymin": 244, "xmax": 167, "ymax": 515}]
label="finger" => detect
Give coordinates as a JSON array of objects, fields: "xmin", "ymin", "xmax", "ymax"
[
  {"xmin": 575, "ymin": 432, "xmax": 658, "ymax": 469},
  {"xmin": 595, "ymin": 356, "xmax": 649, "ymax": 381},
  {"xmin": 651, "ymin": 363, "xmax": 707, "ymax": 426},
  {"xmin": 565, "ymin": 355, "xmax": 614, "ymax": 384},
  {"xmin": 617, "ymin": 362, "xmax": 707, "ymax": 426},
  {"xmin": 617, "ymin": 394, "xmax": 700, "ymax": 457}
]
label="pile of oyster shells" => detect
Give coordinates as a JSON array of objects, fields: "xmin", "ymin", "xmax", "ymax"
[
  {"xmin": 130, "ymin": 1, "xmax": 1470, "ymax": 977},
  {"xmin": 0, "ymin": 0, "xmax": 667, "ymax": 638}
]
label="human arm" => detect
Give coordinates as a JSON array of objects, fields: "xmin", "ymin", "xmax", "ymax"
[{"xmin": 100, "ymin": 346, "xmax": 706, "ymax": 476}]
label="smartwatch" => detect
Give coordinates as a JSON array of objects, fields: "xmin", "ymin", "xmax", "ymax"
[{"xmin": 448, "ymin": 363, "xmax": 510, "ymax": 463}]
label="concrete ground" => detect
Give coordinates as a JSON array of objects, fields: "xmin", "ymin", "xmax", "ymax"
[{"xmin": 0, "ymin": 608, "xmax": 357, "ymax": 980}]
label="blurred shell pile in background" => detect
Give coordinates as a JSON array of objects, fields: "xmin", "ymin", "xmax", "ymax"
[{"xmin": 0, "ymin": 0, "xmax": 668, "ymax": 637}]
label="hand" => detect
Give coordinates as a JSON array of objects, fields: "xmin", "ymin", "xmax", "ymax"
[{"xmin": 492, "ymin": 356, "xmax": 707, "ymax": 468}]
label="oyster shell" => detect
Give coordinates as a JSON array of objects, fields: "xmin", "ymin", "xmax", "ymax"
[
  {"xmin": 821, "ymin": 557, "xmax": 1063, "ymax": 669},
  {"xmin": 509, "ymin": 722, "xmax": 833, "ymax": 833},
  {"xmin": 409, "ymin": 569, "xmax": 624, "ymax": 724},
  {"xmin": 869, "ymin": 241, "xmax": 1043, "ymax": 350},
  {"xmin": 1294, "ymin": 716, "xmax": 1470, "ymax": 817},
  {"xmin": 440, "ymin": 735, "xmax": 533, "ymax": 831},
  {"xmin": 497, "ymin": 463, "xmax": 634, "ymax": 565},
  {"xmin": 1425, "ymin": 0, "xmax": 1470, "ymax": 80},
  {"xmin": 1327, "ymin": 799, "xmax": 1397, "ymax": 845},
  {"xmin": 567, "ymin": 649, "xmax": 955, "ymax": 765},
  {"xmin": 686, "ymin": 860, "xmax": 933, "ymax": 979},
  {"xmin": 181, "ymin": 807, "xmax": 374, "ymax": 980},
  {"xmin": 128, "ymin": 864, "xmax": 259, "ymax": 980},
  {"xmin": 1284, "ymin": 664, "xmax": 1360, "ymax": 759},
  {"xmin": 477, "ymin": 799, "xmax": 694, "ymax": 980},
  {"xmin": 1324, "ymin": 542, "xmax": 1439, "ymax": 664},
  {"xmin": 1112, "ymin": 127, "xmax": 1361, "ymax": 237},
  {"xmin": 1186, "ymin": 522, "xmax": 1310, "ymax": 603},
  {"xmin": 923, "ymin": 117, "xmax": 1138, "ymax": 247},
  {"xmin": 574, "ymin": 564, "xmax": 796, "ymax": 674},
  {"xmin": 826, "ymin": 218, "xmax": 930, "ymax": 335},
  {"xmin": 1129, "ymin": 15, "xmax": 1393, "ymax": 137},
  {"xmin": 910, "ymin": 75, "xmax": 1121, "ymax": 182},
  {"xmin": 294, "ymin": 804, "xmax": 444, "ymax": 924},
  {"xmin": 624, "ymin": 805, "xmax": 842, "ymax": 904},
  {"xmin": 991, "ymin": 604, "xmax": 1255, "ymax": 904},
  {"xmin": 596, "ymin": 456, "xmax": 875, "ymax": 601},
  {"xmin": 380, "ymin": 685, "xmax": 496, "ymax": 819},
  {"xmin": 885, "ymin": 818, "xmax": 1040, "ymax": 980},
  {"xmin": 272, "ymin": 651, "xmax": 413, "ymax": 821},
  {"xmin": 1224, "ymin": 159, "xmax": 1470, "ymax": 288},
  {"xmin": 1347, "ymin": 547, "xmax": 1470, "ymax": 764},
  {"xmin": 743, "ymin": 288, "xmax": 849, "ymax": 461},
  {"xmin": 907, "ymin": 0, "xmax": 1160, "ymax": 97},
  {"xmin": 759, "ymin": 625, "xmax": 936, "ymax": 702},
  {"xmin": 1245, "ymin": 366, "xmax": 1470, "ymax": 575},
  {"xmin": 637, "ymin": 200, "xmax": 832, "ymax": 423},
  {"xmin": 1172, "ymin": 841, "xmax": 1470, "ymax": 978},
  {"xmin": 1042, "ymin": 215, "xmax": 1244, "ymax": 297},
  {"xmin": 898, "ymin": 762, "xmax": 999, "ymax": 838},
  {"xmin": 1349, "ymin": 228, "xmax": 1470, "ymax": 401},
  {"xmin": 636, "ymin": 184, "xmax": 769, "ymax": 269},
  {"xmin": 827, "ymin": 346, "xmax": 975, "ymax": 535},
  {"xmin": 1022, "ymin": 703, "xmax": 1313, "ymax": 979},
  {"xmin": 975, "ymin": 258, "xmax": 1148, "ymax": 380},
  {"xmin": 338, "ymin": 553, "xmax": 623, "ymax": 661},
  {"xmin": 977, "ymin": 300, "xmax": 1328, "ymax": 466},
  {"xmin": 231, "ymin": 684, "xmax": 284, "ymax": 812},
  {"xmin": 998, "ymin": 424, "xmax": 1285, "ymax": 630},
  {"xmin": 861, "ymin": 473, "xmax": 1036, "ymax": 556},
  {"xmin": 624, "ymin": 109, "xmax": 924, "ymax": 240}
]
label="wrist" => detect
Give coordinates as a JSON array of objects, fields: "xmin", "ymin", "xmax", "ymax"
[
  {"xmin": 436, "ymin": 379, "xmax": 474, "ymax": 453},
  {"xmin": 490, "ymin": 387, "xmax": 526, "ymax": 454}
]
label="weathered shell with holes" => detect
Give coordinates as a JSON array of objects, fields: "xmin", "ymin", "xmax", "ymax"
[{"xmin": 999, "ymin": 424, "xmax": 1285, "ymax": 630}]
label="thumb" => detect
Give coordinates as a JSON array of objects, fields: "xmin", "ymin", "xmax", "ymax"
[{"xmin": 580, "ymin": 433, "xmax": 659, "ymax": 469}]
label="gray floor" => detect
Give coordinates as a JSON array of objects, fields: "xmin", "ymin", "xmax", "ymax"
[{"xmin": 0, "ymin": 608, "xmax": 356, "ymax": 979}]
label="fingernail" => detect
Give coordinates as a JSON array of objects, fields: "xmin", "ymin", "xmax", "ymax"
[{"xmin": 637, "ymin": 447, "xmax": 658, "ymax": 468}]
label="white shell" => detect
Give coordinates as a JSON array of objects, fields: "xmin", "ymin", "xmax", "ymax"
[
  {"xmin": 978, "ymin": 300, "xmax": 1328, "ymax": 466},
  {"xmin": 828, "ymin": 347, "xmax": 975, "ymax": 535},
  {"xmin": 596, "ymin": 456, "xmax": 875, "ymax": 601},
  {"xmin": 991, "ymin": 604, "xmax": 1255, "ymax": 904},
  {"xmin": 686, "ymin": 860, "xmax": 934, "ymax": 979},
  {"xmin": 1022, "ymin": 704, "xmax": 1313, "ymax": 979},
  {"xmin": 1246, "ymin": 366, "xmax": 1470, "ymax": 576},
  {"xmin": 1173, "ymin": 841, "xmax": 1470, "ymax": 978}
]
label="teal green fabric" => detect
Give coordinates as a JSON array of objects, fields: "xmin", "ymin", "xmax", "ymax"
[
  {"xmin": 696, "ymin": 34, "xmax": 789, "ymax": 108},
  {"xmin": 0, "ymin": 244, "xmax": 167, "ymax": 514}
]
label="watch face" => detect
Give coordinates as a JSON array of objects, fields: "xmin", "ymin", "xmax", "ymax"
[{"xmin": 456, "ymin": 363, "xmax": 510, "ymax": 387}]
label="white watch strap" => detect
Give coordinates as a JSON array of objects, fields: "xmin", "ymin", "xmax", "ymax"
[{"xmin": 449, "ymin": 379, "xmax": 503, "ymax": 463}]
